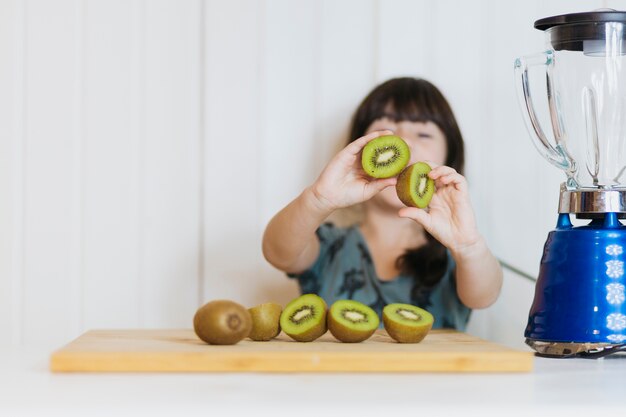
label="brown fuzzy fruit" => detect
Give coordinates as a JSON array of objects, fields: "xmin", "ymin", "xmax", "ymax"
[
  {"xmin": 248, "ymin": 302, "xmax": 283, "ymax": 341},
  {"xmin": 193, "ymin": 300, "xmax": 252, "ymax": 345}
]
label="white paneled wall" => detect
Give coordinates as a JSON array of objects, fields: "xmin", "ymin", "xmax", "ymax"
[
  {"xmin": 1, "ymin": 0, "xmax": 203, "ymax": 350},
  {"xmin": 1, "ymin": 0, "xmax": 624, "ymax": 350}
]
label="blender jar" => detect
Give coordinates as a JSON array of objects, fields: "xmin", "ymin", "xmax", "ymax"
[{"xmin": 515, "ymin": 10, "xmax": 626, "ymax": 189}]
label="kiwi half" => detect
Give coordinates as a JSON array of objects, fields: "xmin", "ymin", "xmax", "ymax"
[
  {"xmin": 361, "ymin": 135, "xmax": 410, "ymax": 178},
  {"xmin": 193, "ymin": 300, "xmax": 252, "ymax": 345},
  {"xmin": 396, "ymin": 162, "xmax": 435, "ymax": 208},
  {"xmin": 327, "ymin": 299, "xmax": 379, "ymax": 343},
  {"xmin": 280, "ymin": 294, "xmax": 327, "ymax": 342},
  {"xmin": 382, "ymin": 303, "xmax": 433, "ymax": 343},
  {"xmin": 248, "ymin": 302, "xmax": 282, "ymax": 341}
]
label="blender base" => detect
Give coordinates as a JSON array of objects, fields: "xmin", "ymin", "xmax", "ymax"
[
  {"xmin": 526, "ymin": 338, "xmax": 626, "ymax": 358},
  {"xmin": 525, "ymin": 212, "xmax": 626, "ymax": 357}
]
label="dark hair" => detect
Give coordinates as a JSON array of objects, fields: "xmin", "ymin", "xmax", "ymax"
[{"xmin": 348, "ymin": 77, "xmax": 465, "ymax": 289}]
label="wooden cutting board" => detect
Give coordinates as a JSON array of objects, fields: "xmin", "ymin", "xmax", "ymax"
[
  {"xmin": 50, "ymin": 329, "xmax": 533, "ymax": 373},
  {"xmin": 50, "ymin": 329, "xmax": 533, "ymax": 372}
]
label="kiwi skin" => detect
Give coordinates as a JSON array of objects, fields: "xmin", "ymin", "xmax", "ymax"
[
  {"xmin": 280, "ymin": 294, "xmax": 328, "ymax": 342},
  {"xmin": 193, "ymin": 300, "xmax": 252, "ymax": 345},
  {"xmin": 327, "ymin": 300, "xmax": 379, "ymax": 343},
  {"xmin": 248, "ymin": 302, "xmax": 282, "ymax": 341},
  {"xmin": 288, "ymin": 321, "xmax": 326, "ymax": 342},
  {"xmin": 396, "ymin": 162, "xmax": 435, "ymax": 209},
  {"xmin": 382, "ymin": 303, "xmax": 433, "ymax": 344}
]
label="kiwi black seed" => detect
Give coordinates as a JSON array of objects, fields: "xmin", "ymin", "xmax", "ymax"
[
  {"xmin": 248, "ymin": 302, "xmax": 282, "ymax": 341},
  {"xmin": 396, "ymin": 162, "xmax": 435, "ymax": 208},
  {"xmin": 279, "ymin": 294, "xmax": 327, "ymax": 342},
  {"xmin": 327, "ymin": 299, "xmax": 379, "ymax": 343},
  {"xmin": 193, "ymin": 300, "xmax": 252, "ymax": 345},
  {"xmin": 361, "ymin": 135, "xmax": 410, "ymax": 178},
  {"xmin": 382, "ymin": 303, "xmax": 433, "ymax": 343}
]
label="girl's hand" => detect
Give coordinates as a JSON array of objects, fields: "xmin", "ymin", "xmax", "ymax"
[
  {"xmin": 310, "ymin": 130, "xmax": 398, "ymax": 211},
  {"xmin": 398, "ymin": 163, "xmax": 482, "ymax": 257}
]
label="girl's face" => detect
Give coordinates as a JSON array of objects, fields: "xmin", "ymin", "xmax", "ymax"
[{"xmin": 365, "ymin": 117, "xmax": 448, "ymax": 210}]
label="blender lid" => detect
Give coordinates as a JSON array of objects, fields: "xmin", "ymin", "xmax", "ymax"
[
  {"xmin": 535, "ymin": 9, "xmax": 626, "ymax": 52},
  {"xmin": 535, "ymin": 10, "xmax": 626, "ymax": 31}
]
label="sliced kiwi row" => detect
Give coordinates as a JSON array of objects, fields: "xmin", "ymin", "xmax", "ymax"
[
  {"xmin": 360, "ymin": 135, "xmax": 435, "ymax": 208},
  {"xmin": 193, "ymin": 296, "xmax": 433, "ymax": 345}
]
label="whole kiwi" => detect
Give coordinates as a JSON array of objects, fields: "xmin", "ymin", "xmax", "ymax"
[
  {"xmin": 193, "ymin": 300, "xmax": 252, "ymax": 345},
  {"xmin": 248, "ymin": 302, "xmax": 282, "ymax": 341}
]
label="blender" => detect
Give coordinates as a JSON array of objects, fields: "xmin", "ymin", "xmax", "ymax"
[{"xmin": 515, "ymin": 10, "xmax": 626, "ymax": 357}]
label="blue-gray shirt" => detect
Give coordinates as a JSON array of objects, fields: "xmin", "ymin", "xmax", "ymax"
[{"xmin": 288, "ymin": 223, "xmax": 471, "ymax": 330}]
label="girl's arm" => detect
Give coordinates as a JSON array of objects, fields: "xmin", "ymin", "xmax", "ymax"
[
  {"xmin": 449, "ymin": 236, "xmax": 503, "ymax": 309},
  {"xmin": 262, "ymin": 130, "xmax": 397, "ymax": 274},
  {"xmin": 262, "ymin": 186, "xmax": 332, "ymax": 274},
  {"xmin": 398, "ymin": 164, "xmax": 503, "ymax": 308}
]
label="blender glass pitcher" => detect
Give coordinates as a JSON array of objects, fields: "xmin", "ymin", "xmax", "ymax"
[{"xmin": 515, "ymin": 11, "xmax": 626, "ymax": 189}]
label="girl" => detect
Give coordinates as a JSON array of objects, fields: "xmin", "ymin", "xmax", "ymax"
[{"xmin": 262, "ymin": 77, "xmax": 502, "ymax": 330}]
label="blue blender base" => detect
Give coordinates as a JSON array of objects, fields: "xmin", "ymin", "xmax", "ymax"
[{"xmin": 525, "ymin": 213, "xmax": 626, "ymax": 350}]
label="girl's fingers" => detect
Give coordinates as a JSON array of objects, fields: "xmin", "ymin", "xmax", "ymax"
[
  {"xmin": 398, "ymin": 207, "xmax": 432, "ymax": 230},
  {"xmin": 428, "ymin": 165, "xmax": 467, "ymax": 193},
  {"xmin": 428, "ymin": 165, "xmax": 456, "ymax": 179},
  {"xmin": 345, "ymin": 130, "xmax": 395, "ymax": 156},
  {"xmin": 363, "ymin": 177, "xmax": 397, "ymax": 199},
  {"xmin": 434, "ymin": 172, "xmax": 467, "ymax": 193}
]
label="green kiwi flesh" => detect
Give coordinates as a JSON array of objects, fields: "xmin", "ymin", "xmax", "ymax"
[
  {"xmin": 396, "ymin": 162, "xmax": 435, "ymax": 208},
  {"xmin": 248, "ymin": 302, "xmax": 282, "ymax": 341},
  {"xmin": 279, "ymin": 294, "xmax": 327, "ymax": 342},
  {"xmin": 361, "ymin": 135, "xmax": 410, "ymax": 178},
  {"xmin": 327, "ymin": 299, "xmax": 379, "ymax": 343},
  {"xmin": 193, "ymin": 300, "xmax": 252, "ymax": 345},
  {"xmin": 382, "ymin": 303, "xmax": 433, "ymax": 343}
]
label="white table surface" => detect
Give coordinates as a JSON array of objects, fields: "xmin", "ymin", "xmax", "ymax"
[{"xmin": 2, "ymin": 348, "xmax": 625, "ymax": 417}]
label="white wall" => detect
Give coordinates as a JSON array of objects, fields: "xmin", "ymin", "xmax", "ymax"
[{"xmin": 1, "ymin": 0, "xmax": 622, "ymax": 351}]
